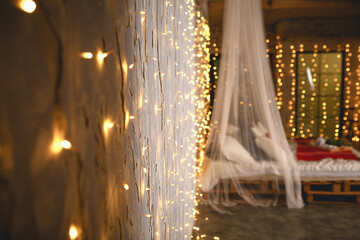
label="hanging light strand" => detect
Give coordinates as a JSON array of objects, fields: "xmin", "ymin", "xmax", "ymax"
[
  {"xmin": 288, "ymin": 44, "xmax": 296, "ymax": 138},
  {"xmin": 343, "ymin": 43, "xmax": 352, "ymax": 137},
  {"xmin": 352, "ymin": 45, "xmax": 360, "ymax": 141},
  {"xmin": 274, "ymin": 36, "xmax": 284, "ymax": 109}
]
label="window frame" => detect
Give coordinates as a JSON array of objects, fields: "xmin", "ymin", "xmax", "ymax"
[{"xmin": 294, "ymin": 50, "xmax": 346, "ymax": 139}]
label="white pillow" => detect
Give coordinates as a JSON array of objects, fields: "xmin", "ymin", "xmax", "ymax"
[{"xmin": 222, "ymin": 136, "xmax": 255, "ymax": 164}]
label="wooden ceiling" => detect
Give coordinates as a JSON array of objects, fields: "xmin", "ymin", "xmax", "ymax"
[{"xmin": 208, "ymin": 0, "xmax": 360, "ymax": 31}]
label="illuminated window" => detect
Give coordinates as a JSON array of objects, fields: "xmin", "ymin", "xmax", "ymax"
[{"xmin": 296, "ymin": 52, "xmax": 343, "ymax": 138}]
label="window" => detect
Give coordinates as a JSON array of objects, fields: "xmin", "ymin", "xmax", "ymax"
[{"xmin": 296, "ymin": 52, "xmax": 343, "ymax": 139}]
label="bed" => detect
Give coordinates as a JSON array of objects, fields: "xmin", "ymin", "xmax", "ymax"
[
  {"xmin": 199, "ymin": 140, "xmax": 360, "ymax": 204},
  {"xmin": 201, "ymin": 122, "xmax": 360, "ymax": 204}
]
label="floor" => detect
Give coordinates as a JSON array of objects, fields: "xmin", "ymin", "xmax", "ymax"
[{"xmin": 192, "ymin": 203, "xmax": 360, "ymax": 240}]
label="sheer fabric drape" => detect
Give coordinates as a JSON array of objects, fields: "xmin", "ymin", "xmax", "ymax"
[{"xmin": 200, "ymin": 0, "xmax": 304, "ymax": 209}]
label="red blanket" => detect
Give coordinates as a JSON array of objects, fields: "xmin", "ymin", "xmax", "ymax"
[{"xmin": 296, "ymin": 140, "xmax": 359, "ymax": 161}]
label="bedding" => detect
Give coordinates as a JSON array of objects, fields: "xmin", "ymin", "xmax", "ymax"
[
  {"xmin": 199, "ymin": 158, "xmax": 360, "ymax": 192},
  {"xmin": 296, "ymin": 139, "xmax": 360, "ymax": 161},
  {"xmin": 223, "ymin": 136, "xmax": 255, "ymax": 165},
  {"xmin": 200, "ymin": 131, "xmax": 360, "ymax": 192}
]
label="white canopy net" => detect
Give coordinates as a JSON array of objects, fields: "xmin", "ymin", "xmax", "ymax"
[{"xmin": 200, "ymin": 0, "xmax": 304, "ymax": 210}]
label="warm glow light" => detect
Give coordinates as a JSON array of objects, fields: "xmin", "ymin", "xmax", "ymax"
[
  {"xmin": 61, "ymin": 140, "xmax": 71, "ymax": 149},
  {"xmin": 81, "ymin": 52, "xmax": 93, "ymax": 59},
  {"xmin": 123, "ymin": 184, "xmax": 129, "ymax": 190},
  {"xmin": 104, "ymin": 121, "xmax": 114, "ymax": 129},
  {"xmin": 122, "ymin": 62, "xmax": 128, "ymax": 79},
  {"xmin": 97, "ymin": 51, "xmax": 108, "ymax": 65},
  {"xmin": 138, "ymin": 94, "xmax": 143, "ymax": 110},
  {"xmin": 51, "ymin": 140, "xmax": 63, "ymax": 154},
  {"xmin": 69, "ymin": 225, "xmax": 79, "ymax": 240},
  {"xmin": 103, "ymin": 120, "xmax": 114, "ymax": 137},
  {"xmin": 51, "ymin": 136, "xmax": 71, "ymax": 154},
  {"xmin": 129, "ymin": 63, "xmax": 135, "ymax": 69},
  {"xmin": 274, "ymin": 37, "xmax": 284, "ymax": 109},
  {"xmin": 192, "ymin": 10, "xmax": 212, "ymax": 238},
  {"xmin": 142, "ymin": 146, "xmax": 150, "ymax": 157},
  {"xmin": 343, "ymin": 43, "xmax": 352, "ymax": 138},
  {"xmin": 19, "ymin": 0, "xmax": 36, "ymax": 13},
  {"xmin": 125, "ymin": 111, "xmax": 130, "ymax": 129}
]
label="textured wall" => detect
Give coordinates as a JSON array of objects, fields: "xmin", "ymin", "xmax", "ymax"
[{"xmin": 0, "ymin": 0, "xmax": 199, "ymax": 239}]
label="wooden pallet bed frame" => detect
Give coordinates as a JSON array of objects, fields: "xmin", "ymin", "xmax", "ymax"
[
  {"xmin": 303, "ymin": 180, "xmax": 360, "ymax": 204},
  {"xmin": 202, "ymin": 179, "xmax": 360, "ymax": 205}
]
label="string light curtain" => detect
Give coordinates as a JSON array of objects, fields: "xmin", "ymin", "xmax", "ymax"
[
  {"xmin": 275, "ymin": 41, "xmax": 360, "ymax": 141},
  {"xmin": 0, "ymin": 0, "xmax": 204, "ymax": 239},
  {"xmin": 200, "ymin": 0, "xmax": 304, "ymax": 210}
]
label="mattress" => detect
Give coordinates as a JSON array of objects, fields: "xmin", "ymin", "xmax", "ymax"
[{"xmin": 199, "ymin": 157, "xmax": 360, "ymax": 192}]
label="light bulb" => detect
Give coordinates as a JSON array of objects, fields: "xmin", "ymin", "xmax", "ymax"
[
  {"xmin": 61, "ymin": 140, "xmax": 71, "ymax": 149},
  {"xmin": 97, "ymin": 51, "xmax": 108, "ymax": 65},
  {"xmin": 19, "ymin": 0, "xmax": 36, "ymax": 13},
  {"xmin": 81, "ymin": 52, "xmax": 93, "ymax": 59},
  {"xmin": 69, "ymin": 225, "xmax": 79, "ymax": 240}
]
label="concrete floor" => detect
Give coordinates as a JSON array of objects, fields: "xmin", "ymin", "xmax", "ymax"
[{"xmin": 192, "ymin": 203, "xmax": 360, "ymax": 240}]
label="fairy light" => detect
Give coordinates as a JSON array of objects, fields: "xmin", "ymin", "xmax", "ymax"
[
  {"xmin": 10, "ymin": 1, "xmax": 215, "ymax": 239},
  {"xmin": 343, "ymin": 43, "xmax": 352, "ymax": 137},
  {"xmin": 321, "ymin": 101, "xmax": 327, "ymax": 137},
  {"xmin": 354, "ymin": 45, "xmax": 360, "ymax": 140},
  {"xmin": 288, "ymin": 44, "xmax": 296, "ymax": 138},
  {"xmin": 69, "ymin": 225, "xmax": 79, "ymax": 240},
  {"xmin": 194, "ymin": 12, "xmax": 211, "ymax": 177},
  {"xmin": 129, "ymin": 63, "xmax": 135, "ymax": 69},
  {"xmin": 353, "ymin": 136, "xmax": 360, "ymax": 142},
  {"xmin": 299, "ymin": 43, "xmax": 304, "ymax": 52},
  {"xmin": 53, "ymin": 1, "xmax": 216, "ymax": 238},
  {"xmin": 61, "ymin": 140, "xmax": 71, "ymax": 149},
  {"xmin": 19, "ymin": 0, "xmax": 36, "ymax": 13},
  {"xmin": 333, "ymin": 49, "xmax": 343, "ymax": 139},
  {"xmin": 265, "ymin": 38, "xmax": 270, "ymax": 59},
  {"xmin": 103, "ymin": 119, "xmax": 114, "ymax": 137},
  {"xmin": 291, "ymin": 42, "xmax": 358, "ymax": 140},
  {"xmin": 81, "ymin": 52, "xmax": 93, "ymax": 59},
  {"xmin": 311, "ymin": 45, "xmax": 318, "ymax": 138},
  {"xmin": 51, "ymin": 137, "xmax": 71, "ymax": 154},
  {"xmin": 211, "ymin": 41, "xmax": 219, "ymax": 97},
  {"xmin": 96, "ymin": 51, "xmax": 109, "ymax": 66},
  {"xmin": 274, "ymin": 36, "xmax": 284, "ymax": 109},
  {"xmin": 297, "ymin": 45, "xmax": 306, "ymax": 138},
  {"xmin": 125, "ymin": 111, "xmax": 130, "ymax": 129},
  {"xmin": 190, "ymin": 8, "xmax": 215, "ymax": 240}
]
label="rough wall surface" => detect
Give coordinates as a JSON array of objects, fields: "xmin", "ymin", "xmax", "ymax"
[{"xmin": 0, "ymin": 0, "xmax": 198, "ymax": 239}]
